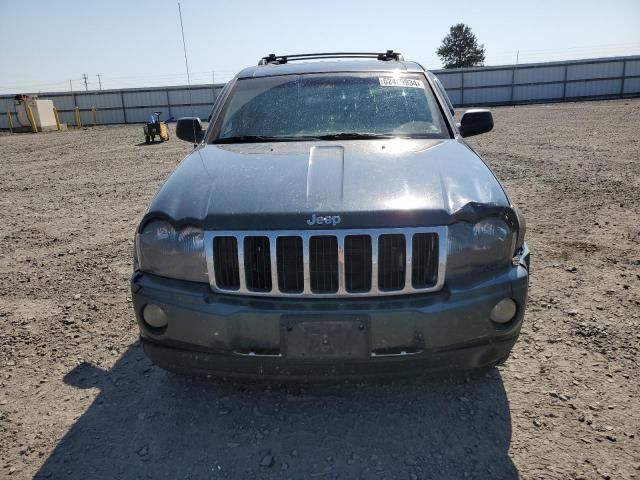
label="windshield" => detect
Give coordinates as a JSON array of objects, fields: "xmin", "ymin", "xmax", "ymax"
[{"xmin": 212, "ymin": 73, "xmax": 450, "ymax": 142}]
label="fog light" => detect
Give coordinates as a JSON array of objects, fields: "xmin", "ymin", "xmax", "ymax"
[
  {"xmin": 490, "ymin": 299, "xmax": 517, "ymax": 324},
  {"xmin": 142, "ymin": 304, "xmax": 168, "ymax": 329}
]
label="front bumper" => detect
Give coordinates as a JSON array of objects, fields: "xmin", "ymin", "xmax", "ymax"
[{"xmin": 131, "ymin": 254, "xmax": 529, "ymax": 379}]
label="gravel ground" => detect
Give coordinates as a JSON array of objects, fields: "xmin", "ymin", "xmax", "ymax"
[{"xmin": 1, "ymin": 99, "xmax": 639, "ymax": 479}]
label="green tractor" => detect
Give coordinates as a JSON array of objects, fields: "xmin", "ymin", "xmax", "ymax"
[{"xmin": 144, "ymin": 111, "xmax": 170, "ymax": 143}]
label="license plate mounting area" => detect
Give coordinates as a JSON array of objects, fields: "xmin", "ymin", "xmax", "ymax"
[{"xmin": 282, "ymin": 316, "xmax": 369, "ymax": 360}]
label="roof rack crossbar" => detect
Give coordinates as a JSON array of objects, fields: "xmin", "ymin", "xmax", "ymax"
[{"xmin": 259, "ymin": 50, "xmax": 403, "ymax": 65}]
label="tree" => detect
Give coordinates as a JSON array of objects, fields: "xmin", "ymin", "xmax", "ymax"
[{"xmin": 436, "ymin": 23, "xmax": 486, "ymax": 69}]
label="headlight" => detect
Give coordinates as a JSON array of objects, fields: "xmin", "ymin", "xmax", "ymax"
[
  {"xmin": 447, "ymin": 217, "xmax": 516, "ymax": 278},
  {"xmin": 512, "ymin": 204, "xmax": 526, "ymax": 250},
  {"xmin": 136, "ymin": 220, "xmax": 208, "ymax": 283}
]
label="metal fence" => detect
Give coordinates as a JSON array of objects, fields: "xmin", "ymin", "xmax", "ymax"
[
  {"xmin": 434, "ymin": 55, "xmax": 640, "ymax": 106},
  {"xmin": 0, "ymin": 84, "xmax": 224, "ymax": 130},
  {"xmin": 1, "ymin": 55, "xmax": 639, "ymax": 129}
]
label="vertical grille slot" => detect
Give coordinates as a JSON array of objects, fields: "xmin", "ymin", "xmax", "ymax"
[
  {"xmin": 345, "ymin": 235, "xmax": 372, "ymax": 292},
  {"xmin": 276, "ymin": 236, "xmax": 304, "ymax": 293},
  {"xmin": 412, "ymin": 233, "xmax": 439, "ymax": 288},
  {"xmin": 213, "ymin": 236, "xmax": 240, "ymax": 290},
  {"xmin": 244, "ymin": 236, "xmax": 272, "ymax": 292},
  {"xmin": 310, "ymin": 236, "xmax": 338, "ymax": 293},
  {"xmin": 378, "ymin": 234, "xmax": 406, "ymax": 291}
]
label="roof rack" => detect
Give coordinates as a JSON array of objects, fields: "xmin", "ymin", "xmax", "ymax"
[{"xmin": 258, "ymin": 50, "xmax": 404, "ymax": 65}]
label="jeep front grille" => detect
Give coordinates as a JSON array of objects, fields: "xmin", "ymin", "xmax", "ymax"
[
  {"xmin": 344, "ymin": 235, "xmax": 372, "ymax": 293},
  {"xmin": 204, "ymin": 228, "xmax": 447, "ymax": 297},
  {"xmin": 212, "ymin": 236, "xmax": 240, "ymax": 290},
  {"xmin": 276, "ymin": 236, "xmax": 304, "ymax": 293},
  {"xmin": 412, "ymin": 232, "xmax": 439, "ymax": 288},
  {"xmin": 378, "ymin": 234, "xmax": 407, "ymax": 291},
  {"xmin": 243, "ymin": 236, "xmax": 272, "ymax": 292},
  {"xmin": 309, "ymin": 236, "xmax": 339, "ymax": 293}
]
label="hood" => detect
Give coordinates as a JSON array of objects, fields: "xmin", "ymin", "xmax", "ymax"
[{"xmin": 143, "ymin": 139, "xmax": 510, "ymax": 230}]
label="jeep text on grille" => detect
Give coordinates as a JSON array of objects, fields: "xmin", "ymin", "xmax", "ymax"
[{"xmin": 306, "ymin": 214, "xmax": 342, "ymax": 226}]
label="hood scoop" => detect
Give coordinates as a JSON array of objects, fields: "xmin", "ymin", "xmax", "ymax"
[{"xmin": 306, "ymin": 146, "xmax": 344, "ymax": 210}]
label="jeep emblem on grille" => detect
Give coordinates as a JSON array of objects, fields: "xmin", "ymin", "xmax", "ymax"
[{"xmin": 306, "ymin": 213, "xmax": 341, "ymax": 226}]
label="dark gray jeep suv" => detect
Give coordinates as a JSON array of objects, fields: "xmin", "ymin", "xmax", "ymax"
[{"xmin": 131, "ymin": 51, "xmax": 530, "ymax": 379}]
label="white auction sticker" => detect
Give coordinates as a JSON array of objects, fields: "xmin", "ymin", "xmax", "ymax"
[{"xmin": 378, "ymin": 77, "xmax": 424, "ymax": 88}]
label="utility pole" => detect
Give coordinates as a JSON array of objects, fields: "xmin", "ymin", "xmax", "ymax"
[
  {"xmin": 69, "ymin": 79, "xmax": 73, "ymax": 92},
  {"xmin": 82, "ymin": 73, "xmax": 89, "ymax": 91},
  {"xmin": 513, "ymin": 51, "xmax": 520, "ymax": 109},
  {"xmin": 96, "ymin": 74, "xmax": 102, "ymax": 90}
]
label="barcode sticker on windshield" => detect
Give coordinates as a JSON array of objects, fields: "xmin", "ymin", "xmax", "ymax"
[{"xmin": 379, "ymin": 77, "xmax": 424, "ymax": 88}]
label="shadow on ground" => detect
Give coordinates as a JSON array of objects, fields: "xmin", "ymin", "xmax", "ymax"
[
  {"xmin": 36, "ymin": 343, "xmax": 516, "ymax": 479},
  {"xmin": 134, "ymin": 142, "xmax": 165, "ymax": 147}
]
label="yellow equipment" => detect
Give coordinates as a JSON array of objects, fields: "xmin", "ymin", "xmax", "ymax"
[{"xmin": 144, "ymin": 111, "xmax": 170, "ymax": 143}]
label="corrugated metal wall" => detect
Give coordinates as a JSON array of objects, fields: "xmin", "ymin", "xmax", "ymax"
[
  {"xmin": 436, "ymin": 55, "xmax": 640, "ymax": 106},
  {"xmin": 0, "ymin": 85, "xmax": 223, "ymax": 129},
  {"xmin": 1, "ymin": 55, "xmax": 639, "ymax": 129}
]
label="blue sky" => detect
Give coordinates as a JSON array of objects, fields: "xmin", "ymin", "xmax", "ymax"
[{"xmin": 0, "ymin": 0, "xmax": 638, "ymax": 93}]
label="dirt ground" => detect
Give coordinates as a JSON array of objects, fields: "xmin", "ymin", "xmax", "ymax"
[{"xmin": 1, "ymin": 99, "xmax": 639, "ymax": 479}]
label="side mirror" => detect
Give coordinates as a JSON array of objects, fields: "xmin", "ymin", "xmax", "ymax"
[
  {"xmin": 176, "ymin": 117, "xmax": 205, "ymax": 144},
  {"xmin": 458, "ymin": 109, "xmax": 494, "ymax": 138}
]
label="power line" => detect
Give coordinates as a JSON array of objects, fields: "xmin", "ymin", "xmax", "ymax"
[{"xmin": 1, "ymin": 42, "xmax": 638, "ymax": 94}]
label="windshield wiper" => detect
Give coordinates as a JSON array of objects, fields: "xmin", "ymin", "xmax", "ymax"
[
  {"xmin": 214, "ymin": 133, "xmax": 400, "ymax": 143},
  {"xmin": 315, "ymin": 132, "xmax": 396, "ymax": 140},
  {"xmin": 214, "ymin": 135, "xmax": 318, "ymax": 144}
]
